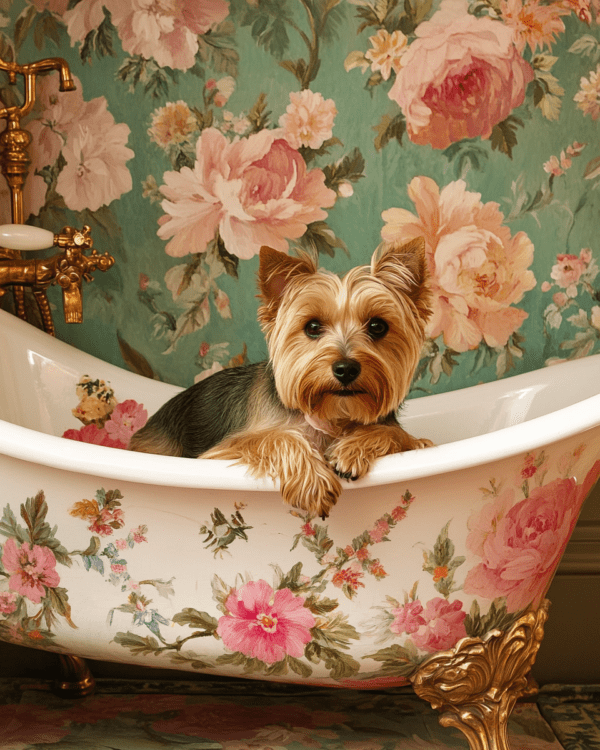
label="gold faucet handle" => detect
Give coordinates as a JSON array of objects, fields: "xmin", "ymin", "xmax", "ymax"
[{"xmin": 54, "ymin": 224, "xmax": 94, "ymax": 252}]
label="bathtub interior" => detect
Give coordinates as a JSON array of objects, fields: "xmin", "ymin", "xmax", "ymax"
[
  {"xmin": 0, "ymin": 311, "xmax": 600, "ymax": 452},
  {"xmin": 1, "ymin": 308, "xmax": 599, "ymax": 450}
]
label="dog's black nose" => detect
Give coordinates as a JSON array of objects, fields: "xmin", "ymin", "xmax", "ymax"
[{"xmin": 332, "ymin": 359, "xmax": 361, "ymax": 386}]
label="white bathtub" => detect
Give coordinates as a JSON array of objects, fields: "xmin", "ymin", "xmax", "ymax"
[{"xmin": 1, "ymin": 306, "xmax": 599, "ymax": 690}]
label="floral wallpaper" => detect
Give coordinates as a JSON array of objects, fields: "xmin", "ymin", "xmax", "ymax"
[{"xmin": 0, "ymin": 0, "xmax": 599, "ymax": 394}]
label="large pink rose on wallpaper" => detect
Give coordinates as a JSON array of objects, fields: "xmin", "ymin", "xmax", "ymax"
[
  {"xmin": 382, "ymin": 176, "xmax": 536, "ymax": 352},
  {"xmin": 464, "ymin": 461, "xmax": 600, "ymax": 611},
  {"xmin": 388, "ymin": 0, "xmax": 534, "ymax": 149},
  {"xmin": 158, "ymin": 127, "xmax": 336, "ymax": 259}
]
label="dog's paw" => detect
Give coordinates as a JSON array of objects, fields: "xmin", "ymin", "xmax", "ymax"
[
  {"xmin": 281, "ymin": 466, "xmax": 341, "ymax": 520},
  {"xmin": 326, "ymin": 442, "xmax": 372, "ymax": 482},
  {"xmin": 405, "ymin": 436, "xmax": 435, "ymax": 450}
]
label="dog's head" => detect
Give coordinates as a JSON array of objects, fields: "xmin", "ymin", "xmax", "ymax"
[{"xmin": 257, "ymin": 239, "xmax": 431, "ymax": 425}]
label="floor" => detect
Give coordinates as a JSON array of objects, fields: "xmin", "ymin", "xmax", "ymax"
[{"xmin": 1, "ymin": 677, "xmax": 599, "ymax": 749}]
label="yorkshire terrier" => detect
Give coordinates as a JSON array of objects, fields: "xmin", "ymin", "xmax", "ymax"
[{"xmin": 130, "ymin": 238, "xmax": 433, "ymax": 518}]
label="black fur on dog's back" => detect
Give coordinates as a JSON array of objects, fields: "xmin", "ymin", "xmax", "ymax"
[{"xmin": 129, "ymin": 361, "xmax": 281, "ymax": 458}]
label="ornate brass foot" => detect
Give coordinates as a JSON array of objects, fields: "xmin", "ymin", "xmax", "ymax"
[
  {"xmin": 54, "ymin": 654, "xmax": 95, "ymax": 698},
  {"xmin": 409, "ymin": 599, "xmax": 550, "ymax": 750}
]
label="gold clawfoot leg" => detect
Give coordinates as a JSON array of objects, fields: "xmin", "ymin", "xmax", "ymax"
[
  {"xmin": 409, "ymin": 599, "xmax": 550, "ymax": 750},
  {"xmin": 54, "ymin": 654, "xmax": 95, "ymax": 698}
]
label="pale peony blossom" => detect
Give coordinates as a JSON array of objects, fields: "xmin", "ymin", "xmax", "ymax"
[
  {"xmin": 63, "ymin": 0, "xmax": 230, "ymax": 70},
  {"xmin": 56, "ymin": 98, "xmax": 134, "ymax": 212},
  {"xmin": 106, "ymin": 0, "xmax": 229, "ymax": 71},
  {"xmin": 365, "ymin": 28, "xmax": 408, "ymax": 80},
  {"xmin": 574, "ymin": 64, "xmax": 600, "ymax": 119},
  {"xmin": 591, "ymin": 305, "xmax": 600, "ymax": 330},
  {"xmin": 148, "ymin": 100, "xmax": 197, "ymax": 149},
  {"xmin": 388, "ymin": 0, "xmax": 534, "ymax": 149},
  {"xmin": 550, "ymin": 251, "xmax": 589, "ymax": 288},
  {"xmin": 23, "ymin": 73, "xmax": 134, "ymax": 214},
  {"xmin": 158, "ymin": 127, "xmax": 336, "ymax": 259},
  {"xmin": 382, "ymin": 176, "xmax": 536, "ymax": 352},
  {"xmin": 279, "ymin": 89, "xmax": 337, "ymax": 150},
  {"xmin": 500, "ymin": 0, "xmax": 569, "ymax": 53}
]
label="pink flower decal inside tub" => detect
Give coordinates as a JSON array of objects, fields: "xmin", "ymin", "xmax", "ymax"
[{"xmin": 63, "ymin": 376, "xmax": 148, "ymax": 449}]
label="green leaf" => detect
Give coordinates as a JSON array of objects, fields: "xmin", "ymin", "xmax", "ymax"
[
  {"xmin": 373, "ymin": 112, "xmax": 406, "ymax": 151},
  {"xmin": 364, "ymin": 642, "xmax": 421, "ymax": 677},
  {"xmin": 172, "ymin": 608, "xmax": 218, "ymax": 634},
  {"xmin": 14, "ymin": 5, "xmax": 37, "ymax": 52},
  {"xmin": 0, "ymin": 504, "xmax": 27, "ymax": 543},
  {"xmin": 489, "ymin": 116, "xmax": 524, "ymax": 159},
  {"xmin": 297, "ymin": 221, "xmax": 348, "ymax": 258},
  {"xmin": 113, "ymin": 631, "xmax": 162, "ymax": 656}
]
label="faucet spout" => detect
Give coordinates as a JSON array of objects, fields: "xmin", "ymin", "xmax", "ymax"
[{"xmin": 22, "ymin": 57, "xmax": 76, "ymax": 92}]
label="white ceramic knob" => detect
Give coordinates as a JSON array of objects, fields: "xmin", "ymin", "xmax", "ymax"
[{"xmin": 0, "ymin": 224, "xmax": 55, "ymax": 251}]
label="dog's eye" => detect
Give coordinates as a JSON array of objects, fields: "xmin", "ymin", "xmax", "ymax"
[
  {"xmin": 305, "ymin": 319, "xmax": 324, "ymax": 338},
  {"xmin": 367, "ymin": 318, "xmax": 389, "ymax": 340}
]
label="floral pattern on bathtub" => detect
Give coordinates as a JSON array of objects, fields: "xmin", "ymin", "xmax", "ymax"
[{"xmin": 2, "ymin": 431, "xmax": 599, "ymax": 684}]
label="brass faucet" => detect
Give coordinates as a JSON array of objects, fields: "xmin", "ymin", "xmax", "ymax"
[
  {"xmin": 0, "ymin": 224, "xmax": 114, "ymax": 325},
  {"xmin": 0, "ymin": 54, "xmax": 115, "ymax": 335}
]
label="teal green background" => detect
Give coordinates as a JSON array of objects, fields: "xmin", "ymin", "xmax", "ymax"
[{"xmin": 1, "ymin": 0, "xmax": 599, "ymax": 396}]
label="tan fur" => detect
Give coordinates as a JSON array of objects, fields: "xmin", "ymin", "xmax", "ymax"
[
  {"xmin": 203, "ymin": 239, "xmax": 433, "ymax": 518},
  {"xmin": 136, "ymin": 238, "xmax": 433, "ymax": 519}
]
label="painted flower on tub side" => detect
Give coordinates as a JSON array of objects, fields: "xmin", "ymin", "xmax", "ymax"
[
  {"xmin": 382, "ymin": 176, "xmax": 536, "ymax": 352},
  {"xmin": 387, "ymin": 0, "xmax": 534, "ymax": 149},
  {"xmin": 157, "ymin": 127, "xmax": 337, "ymax": 259},
  {"xmin": 464, "ymin": 460, "xmax": 600, "ymax": 611},
  {"xmin": 216, "ymin": 579, "xmax": 316, "ymax": 664},
  {"xmin": 390, "ymin": 597, "xmax": 467, "ymax": 652},
  {"xmin": 1, "ymin": 539, "xmax": 60, "ymax": 604}
]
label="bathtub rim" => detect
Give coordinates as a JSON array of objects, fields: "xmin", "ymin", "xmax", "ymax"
[
  {"xmin": 2, "ymin": 308, "xmax": 600, "ymax": 492},
  {"xmin": 2, "ymin": 388, "xmax": 600, "ymax": 492}
]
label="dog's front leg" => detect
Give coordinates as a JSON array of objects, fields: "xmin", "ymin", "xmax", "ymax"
[
  {"xmin": 327, "ymin": 424, "xmax": 434, "ymax": 481},
  {"xmin": 201, "ymin": 429, "xmax": 342, "ymax": 518}
]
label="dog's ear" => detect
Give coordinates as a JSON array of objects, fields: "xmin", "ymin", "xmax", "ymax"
[
  {"xmin": 257, "ymin": 246, "xmax": 318, "ymax": 332},
  {"xmin": 258, "ymin": 246, "xmax": 317, "ymax": 302},
  {"xmin": 371, "ymin": 237, "xmax": 431, "ymax": 322}
]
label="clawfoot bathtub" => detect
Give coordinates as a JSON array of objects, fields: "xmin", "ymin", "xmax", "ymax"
[{"xmin": 1, "ymin": 307, "xmax": 599, "ymax": 749}]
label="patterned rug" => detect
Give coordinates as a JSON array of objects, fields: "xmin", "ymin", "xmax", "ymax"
[
  {"xmin": 538, "ymin": 685, "xmax": 600, "ymax": 750},
  {"xmin": 0, "ymin": 677, "xmax": 575, "ymax": 749}
]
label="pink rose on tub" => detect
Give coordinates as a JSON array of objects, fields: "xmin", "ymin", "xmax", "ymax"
[
  {"xmin": 157, "ymin": 127, "xmax": 336, "ymax": 260},
  {"xmin": 387, "ymin": 0, "xmax": 533, "ymax": 149},
  {"xmin": 382, "ymin": 176, "xmax": 536, "ymax": 352},
  {"xmin": 217, "ymin": 579, "xmax": 316, "ymax": 664},
  {"xmin": 464, "ymin": 461, "xmax": 600, "ymax": 611},
  {"xmin": 1, "ymin": 539, "xmax": 60, "ymax": 604},
  {"xmin": 390, "ymin": 597, "xmax": 467, "ymax": 652}
]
